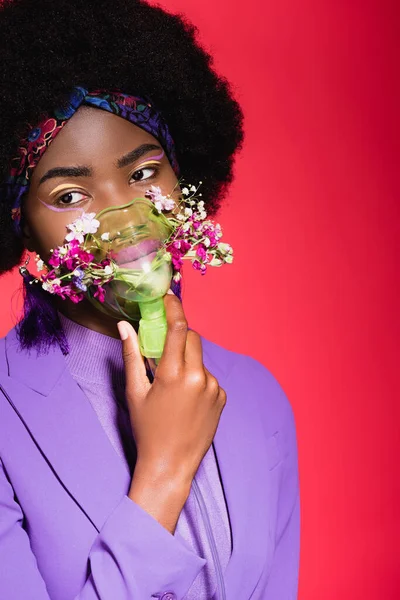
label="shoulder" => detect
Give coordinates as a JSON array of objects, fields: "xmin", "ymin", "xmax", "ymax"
[
  {"xmin": 200, "ymin": 334, "xmax": 297, "ymax": 446},
  {"xmin": 0, "ymin": 328, "xmax": 11, "ymax": 375}
]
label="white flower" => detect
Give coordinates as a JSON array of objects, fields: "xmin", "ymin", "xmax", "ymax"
[
  {"xmin": 147, "ymin": 185, "xmax": 176, "ymax": 212},
  {"xmin": 217, "ymin": 242, "xmax": 232, "ymax": 255},
  {"xmin": 66, "ymin": 212, "xmax": 100, "ymax": 243},
  {"xmin": 197, "ymin": 200, "xmax": 205, "ymax": 210},
  {"xmin": 101, "ymin": 232, "xmax": 110, "ymax": 241},
  {"xmin": 42, "ymin": 278, "xmax": 61, "ymax": 294},
  {"xmin": 209, "ymin": 257, "xmax": 222, "ymax": 267},
  {"xmin": 204, "ymin": 237, "xmax": 211, "ymax": 248},
  {"xmin": 173, "ymin": 271, "xmax": 182, "ymax": 282},
  {"xmin": 59, "ymin": 246, "xmax": 68, "ymax": 256},
  {"xmin": 184, "ymin": 207, "xmax": 193, "ymax": 217},
  {"xmin": 198, "ymin": 210, "xmax": 207, "ymax": 220},
  {"xmin": 154, "ymin": 197, "xmax": 175, "ymax": 213},
  {"xmin": 177, "ymin": 213, "xmax": 186, "ymax": 221},
  {"xmin": 35, "ymin": 258, "xmax": 44, "ymax": 271},
  {"xmin": 190, "ymin": 185, "xmax": 197, "ymax": 192},
  {"xmin": 181, "ymin": 187, "xmax": 189, "ymax": 196},
  {"xmin": 163, "ymin": 197, "xmax": 176, "ymax": 211},
  {"xmin": 104, "ymin": 265, "xmax": 113, "ymax": 275},
  {"xmin": 182, "ymin": 222, "xmax": 191, "ymax": 232}
]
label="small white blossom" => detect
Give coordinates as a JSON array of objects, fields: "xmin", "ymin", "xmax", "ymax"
[
  {"xmin": 104, "ymin": 265, "xmax": 113, "ymax": 275},
  {"xmin": 197, "ymin": 200, "xmax": 205, "ymax": 210},
  {"xmin": 181, "ymin": 187, "xmax": 189, "ymax": 196},
  {"xmin": 217, "ymin": 242, "xmax": 232, "ymax": 254},
  {"xmin": 177, "ymin": 213, "xmax": 186, "ymax": 221},
  {"xmin": 146, "ymin": 185, "xmax": 176, "ymax": 213},
  {"xmin": 182, "ymin": 221, "xmax": 191, "ymax": 232},
  {"xmin": 101, "ymin": 232, "xmax": 110, "ymax": 241},
  {"xmin": 190, "ymin": 185, "xmax": 197, "ymax": 192},
  {"xmin": 66, "ymin": 212, "xmax": 100, "ymax": 243},
  {"xmin": 204, "ymin": 237, "xmax": 211, "ymax": 248},
  {"xmin": 173, "ymin": 271, "xmax": 182, "ymax": 282},
  {"xmin": 35, "ymin": 258, "xmax": 44, "ymax": 271},
  {"xmin": 42, "ymin": 278, "xmax": 61, "ymax": 294},
  {"xmin": 184, "ymin": 207, "xmax": 193, "ymax": 217}
]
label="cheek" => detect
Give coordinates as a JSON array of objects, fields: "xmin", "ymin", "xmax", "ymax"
[
  {"xmin": 159, "ymin": 169, "xmax": 180, "ymax": 198},
  {"xmin": 25, "ymin": 205, "xmax": 80, "ymax": 260}
]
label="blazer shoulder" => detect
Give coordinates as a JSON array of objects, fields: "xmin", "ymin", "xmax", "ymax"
[
  {"xmin": 0, "ymin": 328, "xmax": 11, "ymax": 375},
  {"xmin": 201, "ymin": 334, "xmax": 296, "ymax": 442}
]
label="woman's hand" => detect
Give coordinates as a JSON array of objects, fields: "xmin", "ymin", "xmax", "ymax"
[{"xmin": 117, "ymin": 290, "xmax": 227, "ymax": 533}]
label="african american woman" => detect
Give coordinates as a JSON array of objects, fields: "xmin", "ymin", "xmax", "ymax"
[{"xmin": 0, "ymin": 0, "xmax": 300, "ymax": 599}]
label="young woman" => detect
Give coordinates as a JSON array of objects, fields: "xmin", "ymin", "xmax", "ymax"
[{"xmin": 0, "ymin": 1, "xmax": 300, "ymax": 599}]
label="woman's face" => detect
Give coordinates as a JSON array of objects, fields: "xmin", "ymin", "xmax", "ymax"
[{"xmin": 22, "ymin": 106, "xmax": 180, "ymax": 259}]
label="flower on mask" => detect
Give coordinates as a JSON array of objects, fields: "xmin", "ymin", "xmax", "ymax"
[
  {"xmin": 65, "ymin": 212, "xmax": 100, "ymax": 243},
  {"xmin": 145, "ymin": 185, "xmax": 176, "ymax": 213}
]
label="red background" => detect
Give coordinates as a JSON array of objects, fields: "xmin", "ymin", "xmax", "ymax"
[{"xmin": 0, "ymin": 1, "xmax": 398, "ymax": 598}]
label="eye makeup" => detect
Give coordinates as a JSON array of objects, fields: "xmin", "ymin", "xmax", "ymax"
[
  {"xmin": 37, "ymin": 149, "xmax": 166, "ymax": 212},
  {"xmin": 38, "ymin": 197, "xmax": 87, "ymax": 214},
  {"xmin": 135, "ymin": 149, "xmax": 165, "ymax": 169}
]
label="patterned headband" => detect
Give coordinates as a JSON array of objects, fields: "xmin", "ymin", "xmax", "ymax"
[{"xmin": 3, "ymin": 86, "xmax": 180, "ymax": 233}]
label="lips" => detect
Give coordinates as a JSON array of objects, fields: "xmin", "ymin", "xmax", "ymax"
[{"xmin": 110, "ymin": 239, "xmax": 161, "ymax": 270}]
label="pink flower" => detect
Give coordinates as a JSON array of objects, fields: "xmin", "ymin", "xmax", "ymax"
[
  {"xmin": 192, "ymin": 260, "xmax": 207, "ymax": 274},
  {"xmin": 93, "ymin": 286, "xmax": 106, "ymax": 303},
  {"xmin": 196, "ymin": 245, "xmax": 208, "ymax": 262},
  {"xmin": 145, "ymin": 185, "xmax": 176, "ymax": 213}
]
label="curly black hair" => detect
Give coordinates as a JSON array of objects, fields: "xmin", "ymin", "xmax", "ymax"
[{"xmin": 0, "ymin": 0, "xmax": 244, "ymax": 275}]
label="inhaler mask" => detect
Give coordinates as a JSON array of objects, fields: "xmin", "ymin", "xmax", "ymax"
[{"xmin": 84, "ymin": 197, "xmax": 175, "ymax": 364}]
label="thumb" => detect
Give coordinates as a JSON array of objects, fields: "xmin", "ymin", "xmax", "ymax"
[{"xmin": 117, "ymin": 321, "xmax": 150, "ymax": 401}]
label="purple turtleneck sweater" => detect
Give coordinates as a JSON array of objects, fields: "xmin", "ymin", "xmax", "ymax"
[{"xmin": 58, "ymin": 312, "xmax": 232, "ymax": 599}]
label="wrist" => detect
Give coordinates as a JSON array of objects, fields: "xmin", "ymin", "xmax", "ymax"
[{"xmin": 130, "ymin": 459, "xmax": 192, "ymax": 500}]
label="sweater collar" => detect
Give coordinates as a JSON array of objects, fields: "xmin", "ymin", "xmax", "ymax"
[{"xmin": 58, "ymin": 312, "xmax": 125, "ymax": 388}]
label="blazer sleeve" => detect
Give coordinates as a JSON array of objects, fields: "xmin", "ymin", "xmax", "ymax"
[
  {"xmin": 247, "ymin": 357, "xmax": 301, "ymax": 600},
  {"xmin": 262, "ymin": 403, "xmax": 300, "ymax": 599},
  {"xmin": 0, "ymin": 457, "xmax": 206, "ymax": 600}
]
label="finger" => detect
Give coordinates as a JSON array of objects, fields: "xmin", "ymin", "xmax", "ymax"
[
  {"xmin": 158, "ymin": 290, "xmax": 188, "ymax": 371},
  {"xmin": 184, "ymin": 329, "xmax": 204, "ymax": 369},
  {"xmin": 117, "ymin": 321, "xmax": 150, "ymax": 399}
]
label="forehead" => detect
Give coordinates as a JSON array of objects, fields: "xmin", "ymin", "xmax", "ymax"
[{"xmin": 31, "ymin": 106, "xmax": 159, "ymax": 181}]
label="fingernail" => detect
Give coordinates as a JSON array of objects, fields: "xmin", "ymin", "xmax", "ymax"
[
  {"xmin": 117, "ymin": 321, "xmax": 129, "ymax": 340},
  {"xmin": 167, "ymin": 289, "xmax": 174, "ymax": 295}
]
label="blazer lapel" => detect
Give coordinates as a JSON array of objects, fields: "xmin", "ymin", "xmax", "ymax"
[{"xmin": 4, "ymin": 327, "xmax": 131, "ymax": 533}]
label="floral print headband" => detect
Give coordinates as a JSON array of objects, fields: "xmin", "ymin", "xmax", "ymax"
[{"xmin": 3, "ymin": 86, "xmax": 180, "ymax": 234}]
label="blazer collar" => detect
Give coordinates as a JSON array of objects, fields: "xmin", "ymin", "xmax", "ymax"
[
  {"xmin": 3, "ymin": 327, "xmax": 274, "ymax": 598},
  {"xmin": 5, "ymin": 327, "xmax": 68, "ymax": 396}
]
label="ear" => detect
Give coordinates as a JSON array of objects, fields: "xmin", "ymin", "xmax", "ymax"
[{"xmin": 20, "ymin": 218, "xmax": 36, "ymax": 253}]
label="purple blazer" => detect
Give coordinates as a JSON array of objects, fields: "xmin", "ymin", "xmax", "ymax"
[{"xmin": 0, "ymin": 326, "xmax": 300, "ymax": 599}]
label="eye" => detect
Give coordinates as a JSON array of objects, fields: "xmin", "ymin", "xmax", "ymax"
[
  {"xmin": 131, "ymin": 166, "xmax": 158, "ymax": 182},
  {"xmin": 54, "ymin": 191, "xmax": 89, "ymax": 206}
]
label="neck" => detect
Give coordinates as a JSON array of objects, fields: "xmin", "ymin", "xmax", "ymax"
[{"xmin": 55, "ymin": 296, "xmax": 139, "ymax": 339}]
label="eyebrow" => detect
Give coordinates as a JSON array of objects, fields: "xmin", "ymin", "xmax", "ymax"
[{"xmin": 38, "ymin": 143, "xmax": 162, "ymax": 186}]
